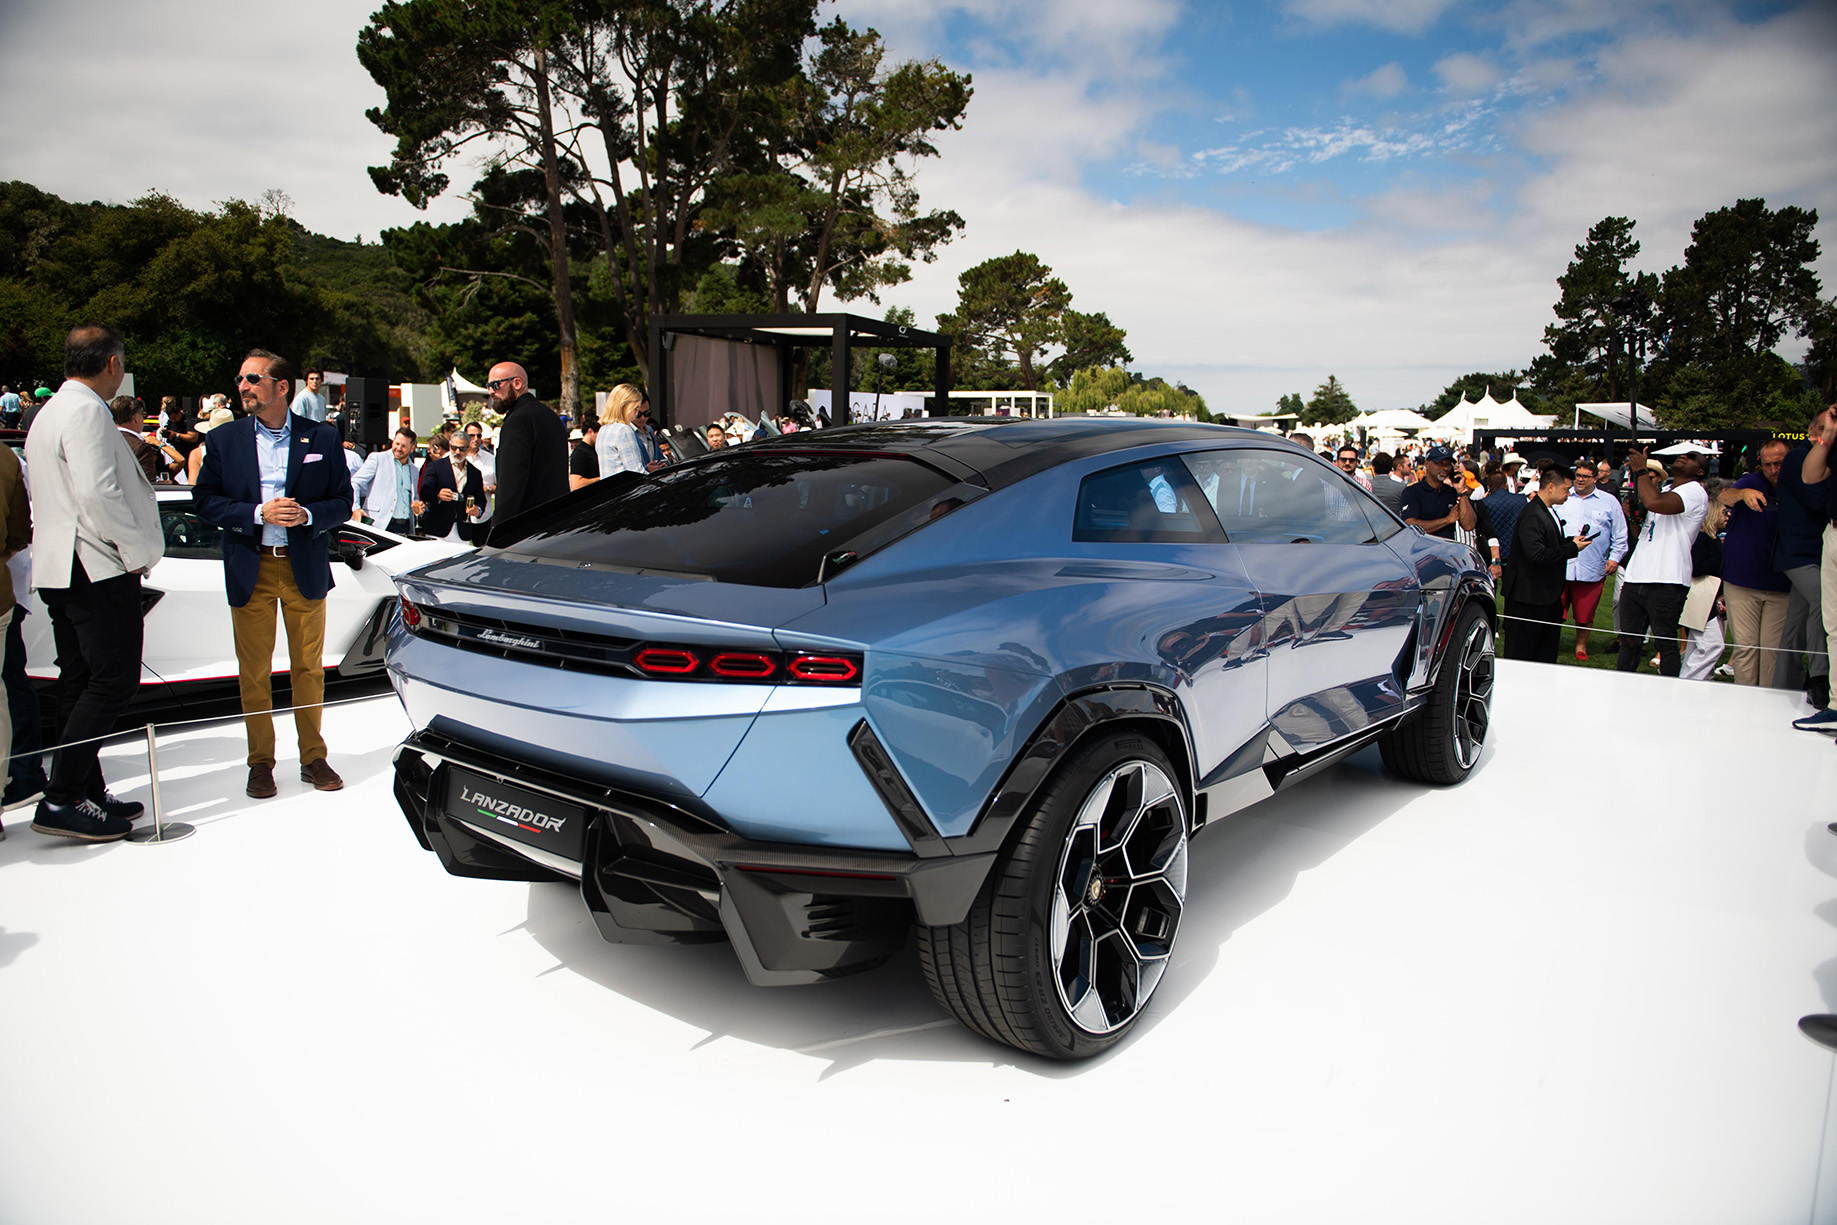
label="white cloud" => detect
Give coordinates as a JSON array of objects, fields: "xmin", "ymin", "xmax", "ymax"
[
  {"xmin": 1359, "ymin": 178, "xmax": 1501, "ymax": 233},
  {"xmin": 1496, "ymin": 0, "xmax": 1727, "ymax": 51},
  {"xmin": 874, "ymin": 2, "xmax": 1837, "ymax": 412},
  {"xmin": 0, "ymin": 0, "xmax": 472, "ymax": 242},
  {"xmin": 1281, "ymin": 0, "xmax": 1462, "ymax": 36},
  {"xmin": 1158, "ymin": 104, "xmax": 1494, "ymax": 182},
  {"xmin": 1433, "ymin": 52, "xmax": 1502, "ymax": 95},
  {"xmin": 1343, "ymin": 62, "xmax": 1411, "ymax": 99},
  {"xmin": 1510, "ymin": 5, "xmax": 1837, "ymax": 287}
]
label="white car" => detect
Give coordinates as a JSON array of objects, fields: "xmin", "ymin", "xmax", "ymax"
[{"xmin": 24, "ymin": 487, "xmax": 467, "ymax": 699}]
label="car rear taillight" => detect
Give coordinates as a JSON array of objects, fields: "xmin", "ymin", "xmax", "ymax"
[
  {"xmin": 627, "ymin": 643, "xmax": 862, "ymax": 685},
  {"xmin": 787, "ymin": 654, "xmax": 859, "ymax": 683},
  {"xmin": 398, "ymin": 595, "xmax": 421, "ymax": 630},
  {"xmin": 709, "ymin": 652, "xmax": 777, "ymax": 679},
  {"xmin": 634, "ymin": 647, "xmax": 701, "ymax": 675}
]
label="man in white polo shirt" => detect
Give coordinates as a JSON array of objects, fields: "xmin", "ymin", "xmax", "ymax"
[{"xmin": 1615, "ymin": 448, "xmax": 1709, "ymax": 677}]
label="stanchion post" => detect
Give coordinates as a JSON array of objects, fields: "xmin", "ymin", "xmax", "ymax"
[{"xmin": 126, "ymin": 721, "xmax": 195, "ymax": 844}]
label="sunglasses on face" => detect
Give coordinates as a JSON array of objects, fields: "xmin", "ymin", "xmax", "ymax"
[
  {"xmin": 487, "ymin": 378, "xmax": 515, "ymax": 390},
  {"xmin": 234, "ymin": 372, "xmax": 279, "ymax": 385}
]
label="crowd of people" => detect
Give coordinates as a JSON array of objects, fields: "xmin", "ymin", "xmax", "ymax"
[
  {"xmin": 0, "ymin": 335, "xmax": 595, "ymax": 845},
  {"xmin": 1294, "ymin": 417, "xmax": 1837, "ymax": 740}
]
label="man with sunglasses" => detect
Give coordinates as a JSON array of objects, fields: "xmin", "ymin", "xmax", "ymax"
[
  {"xmin": 484, "ymin": 362, "xmax": 567, "ymax": 534},
  {"xmin": 461, "ymin": 420, "xmax": 496, "ymax": 532},
  {"xmin": 1334, "ymin": 445, "xmax": 1370, "ymax": 491},
  {"xmin": 194, "ymin": 349, "xmax": 354, "ymax": 799},
  {"xmin": 1554, "ymin": 459, "xmax": 1628, "ymax": 662}
]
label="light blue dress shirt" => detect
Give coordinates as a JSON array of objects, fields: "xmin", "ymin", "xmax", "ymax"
[
  {"xmin": 1557, "ymin": 487, "xmax": 1629, "ymax": 582},
  {"xmin": 253, "ymin": 417, "xmax": 310, "ymax": 546},
  {"xmin": 394, "ymin": 459, "xmax": 415, "ymax": 519}
]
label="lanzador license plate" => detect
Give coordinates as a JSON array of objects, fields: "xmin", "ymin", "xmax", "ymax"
[{"xmin": 444, "ymin": 767, "xmax": 588, "ymax": 862}]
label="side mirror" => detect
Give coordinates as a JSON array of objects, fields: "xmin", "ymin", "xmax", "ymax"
[{"xmin": 335, "ymin": 533, "xmax": 374, "ymax": 571}]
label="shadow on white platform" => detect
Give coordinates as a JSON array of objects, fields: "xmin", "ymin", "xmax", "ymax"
[{"xmin": 2, "ymin": 662, "xmax": 1835, "ymax": 1224}]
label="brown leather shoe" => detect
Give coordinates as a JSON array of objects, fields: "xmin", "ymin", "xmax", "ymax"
[
  {"xmin": 300, "ymin": 759, "xmax": 343, "ymax": 791},
  {"xmin": 247, "ymin": 764, "xmax": 277, "ymax": 799}
]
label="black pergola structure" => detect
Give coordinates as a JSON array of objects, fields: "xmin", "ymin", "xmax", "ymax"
[{"xmin": 647, "ymin": 313, "xmax": 951, "ymax": 427}]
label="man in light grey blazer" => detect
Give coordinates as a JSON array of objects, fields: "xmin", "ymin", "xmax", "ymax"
[{"xmin": 23, "ymin": 325, "xmax": 164, "ymax": 842}]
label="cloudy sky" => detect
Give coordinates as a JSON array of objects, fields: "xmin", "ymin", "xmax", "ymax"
[{"xmin": 2, "ymin": 0, "xmax": 1833, "ymax": 412}]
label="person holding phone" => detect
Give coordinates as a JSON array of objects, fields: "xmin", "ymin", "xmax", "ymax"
[
  {"xmin": 1501, "ymin": 465, "xmax": 1590, "ymax": 664},
  {"xmin": 1556, "ymin": 458, "xmax": 1629, "ymax": 661}
]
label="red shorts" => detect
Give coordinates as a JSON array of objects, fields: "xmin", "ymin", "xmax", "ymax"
[{"xmin": 1561, "ymin": 579, "xmax": 1605, "ymax": 625}]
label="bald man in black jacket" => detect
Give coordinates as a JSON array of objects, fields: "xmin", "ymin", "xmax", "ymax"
[
  {"xmin": 1502, "ymin": 465, "xmax": 1592, "ymax": 663},
  {"xmin": 484, "ymin": 361, "xmax": 569, "ymax": 536}
]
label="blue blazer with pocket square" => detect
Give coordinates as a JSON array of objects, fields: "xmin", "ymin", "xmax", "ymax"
[{"xmin": 193, "ymin": 412, "xmax": 355, "ymax": 607}]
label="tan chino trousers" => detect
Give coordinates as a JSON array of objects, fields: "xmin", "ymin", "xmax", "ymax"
[
  {"xmin": 231, "ymin": 554, "xmax": 328, "ymax": 768},
  {"xmin": 1721, "ymin": 583, "xmax": 1788, "ymax": 687}
]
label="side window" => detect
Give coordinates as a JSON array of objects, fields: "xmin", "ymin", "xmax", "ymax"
[
  {"xmin": 160, "ymin": 503, "xmax": 223, "ymax": 560},
  {"xmin": 1073, "ymin": 459, "xmax": 1221, "ymax": 544},
  {"xmin": 1180, "ymin": 450, "xmax": 1377, "ymax": 545},
  {"xmin": 1348, "ymin": 480, "xmax": 1403, "ymax": 541}
]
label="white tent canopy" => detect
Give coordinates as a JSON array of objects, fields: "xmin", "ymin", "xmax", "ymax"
[
  {"xmin": 1359, "ymin": 407, "xmax": 1436, "ymax": 432},
  {"xmin": 1436, "ymin": 390, "xmax": 1555, "ymax": 439},
  {"xmin": 1574, "ymin": 402, "xmax": 1660, "ymax": 430},
  {"xmin": 449, "ymin": 369, "xmax": 489, "ymax": 396}
]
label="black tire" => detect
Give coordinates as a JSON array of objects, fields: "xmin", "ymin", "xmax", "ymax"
[
  {"xmin": 1379, "ymin": 601, "xmax": 1493, "ymax": 785},
  {"xmin": 917, "ymin": 732, "xmax": 1189, "ymax": 1059}
]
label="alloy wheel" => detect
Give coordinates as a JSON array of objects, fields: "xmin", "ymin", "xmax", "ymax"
[
  {"xmin": 1451, "ymin": 618, "xmax": 1494, "ymax": 770},
  {"xmin": 1050, "ymin": 760, "xmax": 1188, "ymax": 1035}
]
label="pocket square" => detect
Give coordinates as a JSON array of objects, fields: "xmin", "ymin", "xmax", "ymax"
[{"xmin": 303, "ymin": 453, "xmax": 324, "ymax": 463}]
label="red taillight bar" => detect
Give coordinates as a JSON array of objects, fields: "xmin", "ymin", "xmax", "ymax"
[
  {"xmin": 634, "ymin": 647, "xmax": 701, "ymax": 674},
  {"xmin": 787, "ymin": 654, "xmax": 860, "ymax": 683},
  {"xmin": 709, "ymin": 652, "xmax": 777, "ymax": 679},
  {"xmin": 398, "ymin": 595, "xmax": 421, "ymax": 630}
]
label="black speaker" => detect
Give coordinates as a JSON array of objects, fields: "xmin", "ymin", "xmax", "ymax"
[{"xmin": 344, "ymin": 376, "xmax": 391, "ymax": 447}]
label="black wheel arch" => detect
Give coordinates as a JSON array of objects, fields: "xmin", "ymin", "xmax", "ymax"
[
  {"xmin": 952, "ymin": 683, "xmax": 1198, "ymax": 859},
  {"xmin": 1420, "ymin": 577, "xmax": 1496, "ymax": 693}
]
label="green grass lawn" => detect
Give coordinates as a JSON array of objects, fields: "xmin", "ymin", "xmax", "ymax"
[{"xmin": 1494, "ymin": 588, "xmax": 1735, "ymax": 682}]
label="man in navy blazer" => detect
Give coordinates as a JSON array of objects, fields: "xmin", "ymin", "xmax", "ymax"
[{"xmin": 194, "ymin": 349, "xmax": 354, "ymax": 799}]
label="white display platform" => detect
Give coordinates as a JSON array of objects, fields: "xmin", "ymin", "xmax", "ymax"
[{"xmin": 2, "ymin": 663, "xmax": 1834, "ymax": 1224}]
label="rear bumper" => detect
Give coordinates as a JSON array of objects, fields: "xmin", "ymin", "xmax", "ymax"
[{"xmin": 392, "ymin": 731, "xmax": 996, "ymax": 985}]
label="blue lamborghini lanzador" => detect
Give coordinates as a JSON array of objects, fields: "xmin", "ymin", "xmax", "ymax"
[{"xmin": 387, "ymin": 418, "xmax": 1494, "ymax": 1059}]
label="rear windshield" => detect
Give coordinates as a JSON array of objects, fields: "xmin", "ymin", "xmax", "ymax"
[{"xmin": 501, "ymin": 451, "xmax": 968, "ymax": 587}]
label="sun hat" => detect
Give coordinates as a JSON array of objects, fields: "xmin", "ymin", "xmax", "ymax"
[
  {"xmin": 1501, "ymin": 451, "xmax": 1525, "ymax": 466},
  {"xmin": 196, "ymin": 407, "xmax": 235, "ymax": 434}
]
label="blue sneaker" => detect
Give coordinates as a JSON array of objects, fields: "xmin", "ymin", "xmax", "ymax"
[
  {"xmin": 92, "ymin": 791, "xmax": 144, "ymax": 822},
  {"xmin": 30, "ymin": 798, "xmax": 130, "ymax": 843},
  {"xmin": 1792, "ymin": 708, "xmax": 1837, "ymax": 734}
]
